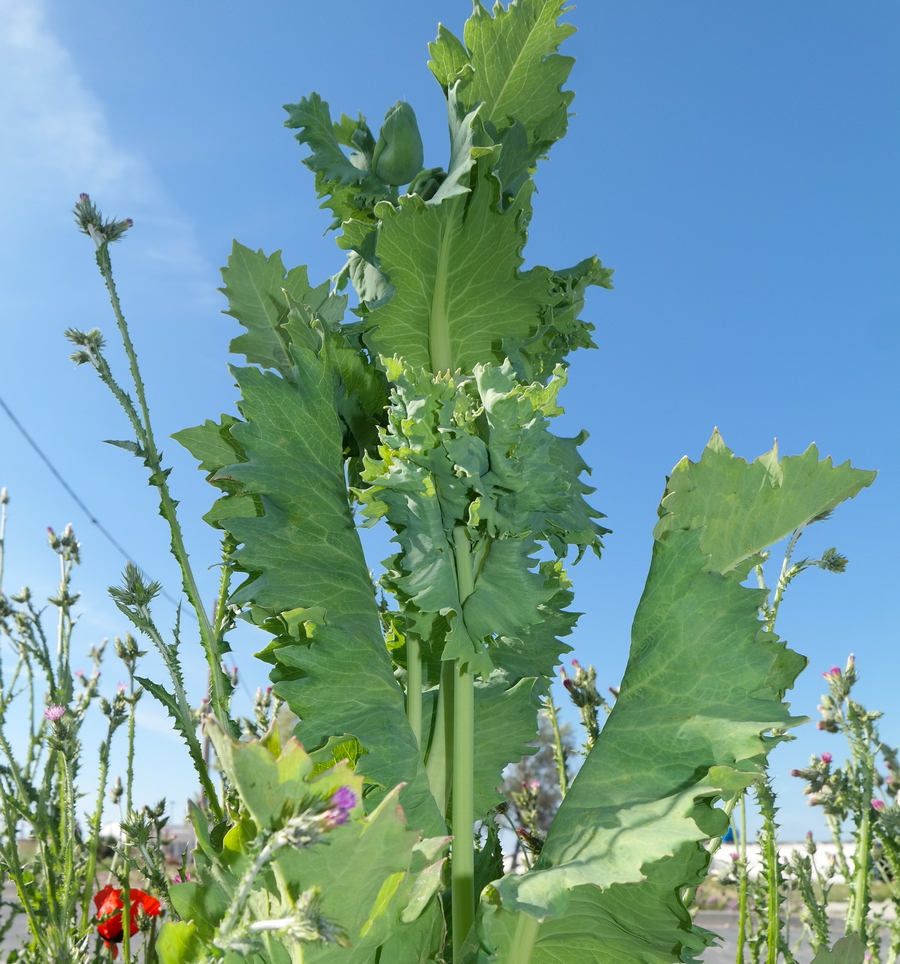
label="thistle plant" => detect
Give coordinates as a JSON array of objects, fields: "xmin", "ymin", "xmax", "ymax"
[
  {"xmin": 787, "ymin": 658, "xmax": 900, "ymax": 962},
  {"xmin": 0, "ymin": 505, "xmax": 168, "ymax": 963}
]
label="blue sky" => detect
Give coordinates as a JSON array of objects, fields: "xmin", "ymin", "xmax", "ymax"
[{"xmin": 0, "ymin": 0, "xmax": 897, "ymax": 842}]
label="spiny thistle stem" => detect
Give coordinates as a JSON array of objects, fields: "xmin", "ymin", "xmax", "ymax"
[
  {"xmin": 72, "ymin": 198, "xmax": 233, "ymax": 733},
  {"xmin": 80, "ymin": 729, "xmax": 114, "ymax": 928},
  {"xmin": 545, "ymin": 699, "xmax": 569, "ymax": 798}
]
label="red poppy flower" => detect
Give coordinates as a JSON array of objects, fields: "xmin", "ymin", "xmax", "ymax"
[{"xmin": 93, "ymin": 886, "xmax": 162, "ymax": 957}]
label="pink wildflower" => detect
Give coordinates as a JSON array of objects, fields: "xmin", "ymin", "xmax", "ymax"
[
  {"xmin": 872, "ymin": 799, "xmax": 885, "ymax": 811},
  {"xmin": 820, "ymin": 752, "xmax": 832, "ymax": 764},
  {"xmin": 44, "ymin": 705, "xmax": 65, "ymax": 722}
]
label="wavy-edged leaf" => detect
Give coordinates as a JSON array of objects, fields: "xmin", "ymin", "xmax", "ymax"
[
  {"xmin": 811, "ymin": 933, "xmax": 866, "ymax": 964},
  {"xmin": 361, "ymin": 360, "xmax": 599, "ymax": 682},
  {"xmin": 482, "ymin": 436, "xmax": 875, "ymax": 963},
  {"xmin": 429, "ymin": 0, "xmax": 576, "ymax": 168},
  {"xmin": 284, "ymin": 93, "xmax": 395, "ymax": 231},
  {"xmin": 362, "ymin": 166, "xmax": 551, "ymax": 375},
  {"xmin": 220, "ymin": 242, "xmax": 333, "ymax": 376},
  {"xmin": 134, "ymin": 675, "xmax": 210, "ymax": 811},
  {"xmin": 178, "ymin": 285, "xmax": 440, "ymax": 835},
  {"xmin": 655, "ymin": 429, "xmax": 877, "ymax": 575}
]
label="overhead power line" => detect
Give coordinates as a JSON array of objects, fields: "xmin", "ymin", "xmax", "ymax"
[{"xmin": 0, "ymin": 392, "xmax": 184, "ymax": 610}]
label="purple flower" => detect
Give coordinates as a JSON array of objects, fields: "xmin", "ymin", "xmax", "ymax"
[
  {"xmin": 872, "ymin": 799, "xmax": 885, "ymax": 811},
  {"xmin": 730, "ymin": 852, "xmax": 740, "ymax": 861},
  {"xmin": 820, "ymin": 752, "xmax": 833, "ymax": 764},
  {"xmin": 44, "ymin": 705, "xmax": 66, "ymax": 722},
  {"xmin": 321, "ymin": 785, "xmax": 359, "ymax": 829},
  {"xmin": 331, "ymin": 785, "xmax": 357, "ymax": 814},
  {"xmin": 172, "ymin": 871, "xmax": 191, "ymax": 884}
]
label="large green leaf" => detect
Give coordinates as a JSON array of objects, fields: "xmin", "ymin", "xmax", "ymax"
[
  {"xmin": 655, "ymin": 430, "xmax": 877, "ymax": 575},
  {"xmin": 481, "ymin": 436, "xmax": 875, "ymax": 963},
  {"xmin": 177, "ymin": 256, "xmax": 441, "ymax": 836},
  {"xmin": 429, "ymin": 0, "xmax": 576, "ymax": 169},
  {"xmin": 220, "ymin": 242, "xmax": 335, "ymax": 377},
  {"xmin": 361, "ymin": 168, "xmax": 551, "ymax": 375}
]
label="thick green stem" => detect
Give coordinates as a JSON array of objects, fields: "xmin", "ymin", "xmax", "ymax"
[
  {"xmin": 451, "ymin": 526, "xmax": 476, "ymax": 960},
  {"xmin": 849, "ymin": 807, "xmax": 872, "ymax": 942},
  {"xmin": 758, "ymin": 780, "xmax": 781, "ymax": 964},
  {"xmin": 425, "ymin": 661, "xmax": 454, "ymax": 818},
  {"xmin": 428, "ymin": 220, "xmax": 453, "ymax": 373},
  {"xmin": 406, "ymin": 632, "xmax": 423, "ymax": 750},
  {"xmin": 507, "ymin": 912, "xmax": 540, "ymax": 964},
  {"xmin": 452, "ymin": 663, "xmax": 475, "ymax": 957}
]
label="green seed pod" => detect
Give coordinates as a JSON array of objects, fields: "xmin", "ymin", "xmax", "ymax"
[{"xmin": 372, "ymin": 101, "xmax": 424, "ymax": 186}]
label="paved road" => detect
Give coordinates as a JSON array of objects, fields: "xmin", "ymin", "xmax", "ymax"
[
  {"xmin": 0, "ymin": 891, "xmax": 866, "ymax": 962},
  {"xmin": 696, "ymin": 911, "xmax": 849, "ymax": 963}
]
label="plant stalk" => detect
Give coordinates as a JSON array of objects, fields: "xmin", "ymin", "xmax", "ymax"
[
  {"xmin": 737, "ymin": 790, "xmax": 748, "ymax": 964},
  {"xmin": 545, "ymin": 698, "xmax": 569, "ymax": 798},
  {"xmin": 94, "ymin": 242, "xmax": 232, "ymax": 729},
  {"xmin": 407, "ymin": 632, "xmax": 423, "ymax": 750},
  {"xmin": 508, "ymin": 911, "xmax": 540, "ymax": 964},
  {"xmin": 451, "ymin": 526, "xmax": 476, "ymax": 960},
  {"xmin": 425, "ymin": 660, "xmax": 454, "ymax": 818}
]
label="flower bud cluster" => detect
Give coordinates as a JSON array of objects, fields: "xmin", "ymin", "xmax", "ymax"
[
  {"xmin": 821, "ymin": 654, "xmax": 857, "ymax": 703},
  {"xmin": 73, "ymin": 193, "xmax": 133, "ymax": 247},
  {"xmin": 510, "ymin": 779, "xmax": 541, "ymax": 837},
  {"xmin": 247, "ymin": 686, "xmax": 276, "ymax": 736},
  {"xmin": 114, "ymin": 633, "xmax": 146, "ymax": 671},
  {"xmin": 47, "ymin": 523, "xmax": 81, "ymax": 565},
  {"xmin": 790, "ymin": 752, "xmax": 849, "ymax": 817},
  {"xmin": 560, "ymin": 659, "xmax": 606, "ymax": 750}
]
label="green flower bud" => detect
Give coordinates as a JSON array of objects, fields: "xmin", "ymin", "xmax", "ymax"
[
  {"xmin": 372, "ymin": 102, "xmax": 424, "ymax": 186},
  {"xmin": 408, "ymin": 166, "xmax": 446, "ymax": 201}
]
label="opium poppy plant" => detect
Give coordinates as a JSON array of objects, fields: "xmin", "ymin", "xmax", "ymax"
[{"xmin": 94, "ymin": 886, "xmax": 161, "ymax": 957}]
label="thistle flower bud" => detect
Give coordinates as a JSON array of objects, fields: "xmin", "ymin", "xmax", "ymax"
[
  {"xmin": 372, "ymin": 102, "xmax": 424, "ymax": 185},
  {"xmin": 516, "ymin": 826, "xmax": 544, "ymax": 854},
  {"xmin": 872, "ymin": 799, "xmax": 885, "ymax": 811},
  {"xmin": 820, "ymin": 752, "xmax": 832, "ymax": 764}
]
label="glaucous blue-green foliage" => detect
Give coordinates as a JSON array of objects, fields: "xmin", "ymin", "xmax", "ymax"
[{"xmin": 169, "ymin": 2, "xmax": 875, "ymax": 962}]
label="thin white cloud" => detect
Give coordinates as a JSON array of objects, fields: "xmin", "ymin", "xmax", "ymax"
[
  {"xmin": 0, "ymin": 0, "xmax": 149, "ymax": 200},
  {"xmin": 135, "ymin": 705, "xmax": 187, "ymax": 744},
  {"xmin": 0, "ymin": 0, "xmax": 211, "ymax": 292}
]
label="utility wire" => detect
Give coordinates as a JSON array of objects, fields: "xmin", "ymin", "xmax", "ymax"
[{"xmin": 0, "ymin": 392, "xmax": 184, "ymax": 611}]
